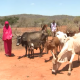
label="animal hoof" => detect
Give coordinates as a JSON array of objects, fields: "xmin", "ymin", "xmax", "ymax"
[
  {"xmin": 18, "ymin": 56, "xmax": 21, "ymax": 59},
  {"xmin": 23, "ymin": 55, "xmax": 27, "ymax": 57},
  {"xmin": 52, "ymin": 71, "xmax": 56, "ymax": 75},
  {"xmin": 27, "ymin": 54, "xmax": 30, "ymax": 58},
  {"xmin": 68, "ymin": 73, "xmax": 71, "ymax": 76},
  {"xmin": 27, "ymin": 56, "xmax": 29, "ymax": 58}
]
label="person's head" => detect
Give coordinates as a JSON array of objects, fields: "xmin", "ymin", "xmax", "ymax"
[
  {"xmin": 53, "ymin": 20, "xmax": 55, "ymax": 24},
  {"xmin": 5, "ymin": 21, "xmax": 9, "ymax": 29}
]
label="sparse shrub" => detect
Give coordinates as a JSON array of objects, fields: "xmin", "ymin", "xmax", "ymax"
[
  {"xmin": 46, "ymin": 29, "xmax": 52, "ymax": 36},
  {"xmin": 66, "ymin": 23, "xmax": 79, "ymax": 33}
]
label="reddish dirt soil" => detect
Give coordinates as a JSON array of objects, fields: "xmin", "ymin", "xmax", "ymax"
[
  {"xmin": 0, "ymin": 41, "xmax": 80, "ymax": 80},
  {"xmin": 0, "ymin": 27, "xmax": 80, "ymax": 80}
]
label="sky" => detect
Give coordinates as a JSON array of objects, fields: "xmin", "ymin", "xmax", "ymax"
[{"xmin": 0, "ymin": 0, "xmax": 80, "ymax": 16}]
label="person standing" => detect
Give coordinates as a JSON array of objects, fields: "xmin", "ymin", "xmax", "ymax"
[
  {"xmin": 2, "ymin": 21, "xmax": 13, "ymax": 57},
  {"xmin": 50, "ymin": 20, "xmax": 57, "ymax": 37}
]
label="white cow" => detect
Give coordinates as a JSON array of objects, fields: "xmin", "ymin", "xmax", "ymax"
[
  {"xmin": 56, "ymin": 31, "xmax": 67, "ymax": 43},
  {"xmin": 56, "ymin": 31, "xmax": 67, "ymax": 51},
  {"xmin": 74, "ymin": 33, "xmax": 80, "ymax": 37},
  {"xmin": 52, "ymin": 36, "xmax": 80, "ymax": 75}
]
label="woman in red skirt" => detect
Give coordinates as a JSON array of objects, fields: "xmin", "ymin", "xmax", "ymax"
[{"xmin": 2, "ymin": 21, "xmax": 13, "ymax": 57}]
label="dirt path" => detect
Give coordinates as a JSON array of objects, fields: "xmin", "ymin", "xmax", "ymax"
[{"xmin": 0, "ymin": 48, "xmax": 80, "ymax": 80}]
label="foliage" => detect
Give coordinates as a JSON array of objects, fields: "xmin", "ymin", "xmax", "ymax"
[
  {"xmin": 66, "ymin": 23, "xmax": 79, "ymax": 33},
  {"xmin": 0, "ymin": 16, "xmax": 19, "ymax": 26},
  {"xmin": 56, "ymin": 21, "xmax": 60, "ymax": 26},
  {"xmin": 74, "ymin": 16, "xmax": 80, "ymax": 24},
  {"xmin": 46, "ymin": 29, "xmax": 52, "ymax": 36},
  {"xmin": 40, "ymin": 18, "xmax": 45, "ymax": 24},
  {"xmin": 0, "ymin": 14, "xmax": 77, "ymax": 28},
  {"xmin": 34, "ymin": 20, "xmax": 39, "ymax": 27}
]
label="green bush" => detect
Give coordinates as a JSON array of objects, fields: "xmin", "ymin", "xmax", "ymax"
[
  {"xmin": 46, "ymin": 29, "xmax": 52, "ymax": 36},
  {"xmin": 0, "ymin": 16, "xmax": 19, "ymax": 26}
]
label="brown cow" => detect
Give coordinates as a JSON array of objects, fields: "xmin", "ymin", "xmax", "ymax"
[{"xmin": 44, "ymin": 37, "xmax": 60, "ymax": 56}]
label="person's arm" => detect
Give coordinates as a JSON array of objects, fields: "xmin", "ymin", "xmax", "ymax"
[
  {"xmin": 49, "ymin": 23, "xmax": 51, "ymax": 33},
  {"xmin": 2, "ymin": 27, "xmax": 5, "ymax": 41}
]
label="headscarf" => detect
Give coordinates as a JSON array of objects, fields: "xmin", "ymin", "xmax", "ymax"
[{"xmin": 2, "ymin": 21, "xmax": 13, "ymax": 40}]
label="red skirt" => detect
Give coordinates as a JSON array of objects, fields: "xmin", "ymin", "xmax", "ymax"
[{"xmin": 4, "ymin": 39, "xmax": 12, "ymax": 56}]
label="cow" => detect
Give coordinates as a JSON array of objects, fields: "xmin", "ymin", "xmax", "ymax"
[
  {"xmin": 41, "ymin": 24, "xmax": 47, "ymax": 32},
  {"xmin": 16, "ymin": 30, "xmax": 48, "ymax": 58},
  {"xmin": 44, "ymin": 37, "xmax": 60, "ymax": 56},
  {"xmin": 52, "ymin": 36, "xmax": 80, "ymax": 75},
  {"xmin": 55, "ymin": 31, "xmax": 67, "ymax": 43},
  {"xmin": 55, "ymin": 31, "xmax": 67, "ymax": 51},
  {"xmin": 74, "ymin": 32, "xmax": 80, "ymax": 37},
  {"xmin": 44, "ymin": 31, "xmax": 67, "ymax": 58}
]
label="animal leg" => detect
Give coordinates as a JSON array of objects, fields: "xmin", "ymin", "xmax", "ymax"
[
  {"xmin": 39, "ymin": 45, "xmax": 44, "ymax": 57},
  {"xmin": 24, "ymin": 46, "xmax": 27, "ymax": 57},
  {"xmin": 54, "ymin": 47, "xmax": 58, "ymax": 56},
  {"xmin": 31, "ymin": 49, "xmax": 34, "ymax": 58},
  {"xmin": 78, "ymin": 52, "xmax": 80, "ymax": 63},
  {"xmin": 68, "ymin": 53, "xmax": 75, "ymax": 75},
  {"xmin": 28, "ymin": 48, "xmax": 30, "ymax": 58},
  {"xmin": 46, "ymin": 50, "xmax": 48, "ymax": 54},
  {"xmin": 45, "ymin": 46, "xmax": 48, "ymax": 54},
  {"xmin": 68, "ymin": 62, "xmax": 72, "ymax": 76}
]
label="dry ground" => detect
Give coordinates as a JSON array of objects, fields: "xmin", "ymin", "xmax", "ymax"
[
  {"xmin": 0, "ymin": 27, "xmax": 80, "ymax": 80},
  {"xmin": 0, "ymin": 47, "xmax": 80, "ymax": 80}
]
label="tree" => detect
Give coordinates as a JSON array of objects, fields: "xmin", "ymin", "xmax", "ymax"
[
  {"xmin": 40, "ymin": 18, "xmax": 45, "ymax": 25},
  {"xmin": 0, "ymin": 16, "xmax": 19, "ymax": 26},
  {"xmin": 56, "ymin": 21, "xmax": 60, "ymax": 27},
  {"xmin": 74, "ymin": 16, "xmax": 80, "ymax": 25},
  {"xmin": 34, "ymin": 20, "xmax": 39, "ymax": 27}
]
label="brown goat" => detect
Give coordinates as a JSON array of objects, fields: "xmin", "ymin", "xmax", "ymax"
[{"xmin": 44, "ymin": 37, "xmax": 60, "ymax": 56}]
